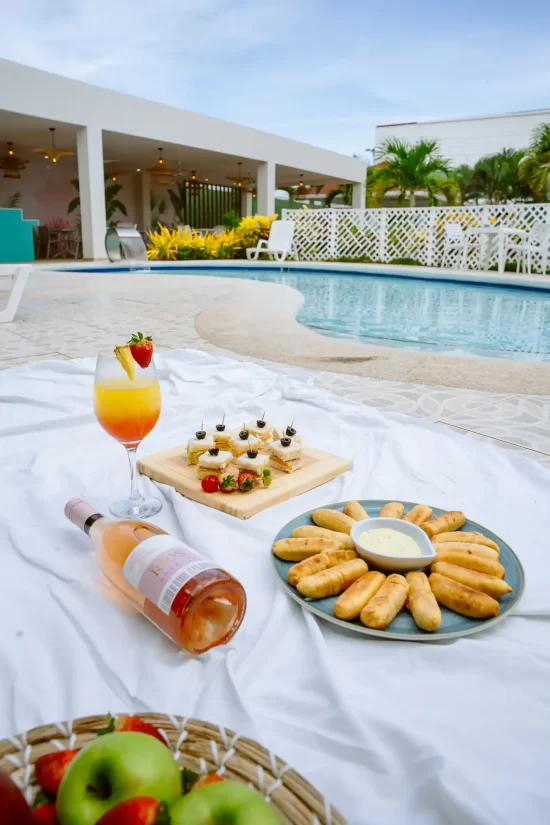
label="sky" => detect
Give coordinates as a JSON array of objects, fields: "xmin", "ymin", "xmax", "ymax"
[{"xmin": 1, "ymin": 0, "xmax": 549, "ymax": 160}]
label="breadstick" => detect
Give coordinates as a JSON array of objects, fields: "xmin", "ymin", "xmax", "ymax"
[
  {"xmin": 343, "ymin": 501, "xmax": 369, "ymax": 521},
  {"xmin": 291, "ymin": 525, "xmax": 355, "ymax": 550},
  {"xmin": 297, "ymin": 559, "xmax": 368, "ymax": 599},
  {"xmin": 433, "ymin": 532, "xmax": 499, "ymax": 552},
  {"xmin": 433, "ymin": 549, "xmax": 505, "ymax": 579},
  {"xmin": 288, "ymin": 549, "xmax": 358, "ymax": 586},
  {"xmin": 311, "ymin": 509, "xmax": 356, "ymax": 535},
  {"xmin": 429, "ymin": 573, "xmax": 499, "ymax": 619},
  {"xmin": 421, "ymin": 511, "xmax": 465, "ymax": 538},
  {"xmin": 272, "ymin": 537, "xmax": 340, "ymax": 561},
  {"xmin": 360, "ymin": 574, "xmax": 409, "ymax": 629},
  {"xmin": 333, "ymin": 571, "xmax": 386, "ymax": 620},
  {"xmin": 402, "ymin": 505, "xmax": 432, "ymax": 525},
  {"xmin": 378, "ymin": 502, "xmax": 404, "ymax": 519},
  {"xmin": 432, "ymin": 562, "xmax": 512, "ymax": 599},
  {"xmin": 432, "ymin": 542, "xmax": 499, "ymax": 561},
  {"xmin": 406, "ymin": 571, "xmax": 441, "ymax": 631},
  {"xmin": 288, "ymin": 554, "xmax": 331, "ymax": 587}
]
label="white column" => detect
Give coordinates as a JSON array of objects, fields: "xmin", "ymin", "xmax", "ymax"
[
  {"xmin": 136, "ymin": 171, "xmax": 151, "ymax": 231},
  {"xmin": 241, "ymin": 189, "xmax": 253, "ymax": 217},
  {"xmin": 256, "ymin": 161, "xmax": 275, "ymax": 215},
  {"xmin": 352, "ymin": 181, "xmax": 366, "ymax": 209},
  {"xmin": 76, "ymin": 126, "xmax": 107, "ymax": 260}
]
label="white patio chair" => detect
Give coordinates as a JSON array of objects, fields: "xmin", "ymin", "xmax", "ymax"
[
  {"xmin": 246, "ymin": 220, "xmax": 297, "ymax": 262},
  {"xmin": 441, "ymin": 223, "xmax": 481, "ymax": 270},
  {"xmin": 0, "ymin": 264, "xmax": 31, "ymax": 323},
  {"xmin": 516, "ymin": 222, "xmax": 550, "ymax": 275}
]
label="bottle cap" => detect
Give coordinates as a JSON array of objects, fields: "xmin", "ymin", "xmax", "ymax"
[{"xmin": 65, "ymin": 498, "xmax": 96, "ymax": 530}]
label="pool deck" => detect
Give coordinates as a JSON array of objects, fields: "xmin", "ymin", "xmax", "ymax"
[{"xmin": 1, "ymin": 267, "xmax": 549, "ymax": 468}]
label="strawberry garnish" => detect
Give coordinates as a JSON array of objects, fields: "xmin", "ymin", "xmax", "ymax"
[
  {"xmin": 237, "ymin": 471, "xmax": 256, "ymax": 492},
  {"xmin": 32, "ymin": 802, "xmax": 58, "ymax": 824},
  {"xmin": 194, "ymin": 772, "xmax": 225, "ymax": 790},
  {"xmin": 34, "ymin": 750, "xmax": 78, "ymax": 796},
  {"xmin": 219, "ymin": 474, "xmax": 236, "ymax": 493},
  {"xmin": 96, "ymin": 797, "xmax": 169, "ymax": 825},
  {"xmin": 128, "ymin": 332, "xmax": 153, "ymax": 369},
  {"xmin": 98, "ymin": 713, "xmax": 167, "ymax": 745}
]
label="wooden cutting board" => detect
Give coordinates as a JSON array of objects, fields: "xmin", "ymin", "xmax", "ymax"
[{"xmin": 138, "ymin": 444, "xmax": 350, "ymax": 520}]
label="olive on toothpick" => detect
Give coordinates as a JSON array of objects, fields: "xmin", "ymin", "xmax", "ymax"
[
  {"xmin": 196, "ymin": 420, "xmax": 206, "ymax": 440},
  {"xmin": 285, "ymin": 421, "xmax": 296, "ymax": 438},
  {"xmin": 281, "ymin": 436, "xmax": 292, "ymax": 447},
  {"xmin": 208, "ymin": 447, "xmax": 220, "ymax": 456},
  {"xmin": 216, "ymin": 414, "xmax": 226, "ymax": 433},
  {"xmin": 256, "ymin": 410, "xmax": 267, "ymax": 428}
]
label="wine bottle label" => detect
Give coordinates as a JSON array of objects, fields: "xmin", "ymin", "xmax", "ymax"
[{"xmin": 122, "ymin": 535, "xmax": 216, "ymax": 616}]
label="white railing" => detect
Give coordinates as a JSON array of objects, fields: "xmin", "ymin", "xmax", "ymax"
[{"xmin": 283, "ymin": 204, "xmax": 550, "ymax": 269}]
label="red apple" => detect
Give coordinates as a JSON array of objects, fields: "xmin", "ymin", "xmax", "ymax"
[{"xmin": 0, "ymin": 768, "xmax": 34, "ymax": 824}]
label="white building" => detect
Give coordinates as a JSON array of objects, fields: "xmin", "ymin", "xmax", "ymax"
[
  {"xmin": 0, "ymin": 59, "xmax": 366, "ymax": 260},
  {"xmin": 375, "ymin": 109, "xmax": 550, "ymax": 166}
]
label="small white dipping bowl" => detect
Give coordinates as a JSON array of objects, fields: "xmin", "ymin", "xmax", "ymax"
[{"xmin": 350, "ymin": 517, "xmax": 436, "ymax": 572}]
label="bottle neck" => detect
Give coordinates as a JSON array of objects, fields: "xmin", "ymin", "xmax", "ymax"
[
  {"xmin": 83, "ymin": 513, "xmax": 104, "ymax": 535},
  {"xmin": 65, "ymin": 498, "xmax": 105, "ymax": 534}
]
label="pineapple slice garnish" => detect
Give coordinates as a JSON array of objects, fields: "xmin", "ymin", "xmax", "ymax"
[{"xmin": 114, "ymin": 345, "xmax": 135, "ymax": 381}]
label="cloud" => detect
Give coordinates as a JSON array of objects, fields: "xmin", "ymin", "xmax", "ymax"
[{"xmin": 0, "ymin": 0, "xmax": 549, "ymax": 158}]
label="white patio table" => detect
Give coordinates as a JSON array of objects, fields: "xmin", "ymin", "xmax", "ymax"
[
  {"xmin": 0, "ymin": 350, "xmax": 548, "ymax": 825},
  {"xmin": 466, "ymin": 225, "xmax": 527, "ymax": 272}
]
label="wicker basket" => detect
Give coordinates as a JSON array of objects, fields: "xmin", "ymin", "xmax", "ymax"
[{"xmin": 0, "ymin": 714, "xmax": 346, "ymax": 825}]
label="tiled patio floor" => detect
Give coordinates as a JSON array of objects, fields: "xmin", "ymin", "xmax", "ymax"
[{"xmin": 1, "ymin": 270, "xmax": 549, "ymax": 468}]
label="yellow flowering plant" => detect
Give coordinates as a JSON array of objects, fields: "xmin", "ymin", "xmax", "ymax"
[{"xmin": 147, "ymin": 215, "xmax": 278, "ymax": 261}]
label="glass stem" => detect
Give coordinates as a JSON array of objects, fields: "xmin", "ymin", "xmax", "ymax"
[{"xmin": 126, "ymin": 447, "xmax": 143, "ymax": 503}]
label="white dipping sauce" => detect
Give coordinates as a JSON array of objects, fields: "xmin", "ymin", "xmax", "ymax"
[{"xmin": 358, "ymin": 527, "xmax": 422, "ymax": 557}]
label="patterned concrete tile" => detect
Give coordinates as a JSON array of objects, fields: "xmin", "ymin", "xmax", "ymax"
[
  {"xmin": 441, "ymin": 396, "xmax": 550, "ymax": 454},
  {"xmin": 0, "ymin": 353, "xmax": 69, "ymax": 370},
  {"xmin": 439, "ymin": 423, "xmax": 550, "ymax": 468}
]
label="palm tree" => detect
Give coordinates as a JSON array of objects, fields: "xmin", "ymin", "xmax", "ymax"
[
  {"xmin": 68, "ymin": 179, "xmax": 127, "ymax": 223},
  {"xmin": 325, "ymin": 183, "xmax": 353, "ymax": 207},
  {"xmin": 453, "ymin": 164, "xmax": 480, "ymax": 204},
  {"xmin": 374, "ymin": 138, "xmax": 453, "ymax": 207},
  {"xmin": 518, "ymin": 124, "xmax": 550, "ymax": 201},
  {"xmin": 469, "ymin": 149, "xmax": 528, "ymax": 203}
]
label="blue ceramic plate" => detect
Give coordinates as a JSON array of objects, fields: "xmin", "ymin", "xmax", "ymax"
[{"xmin": 272, "ymin": 500, "xmax": 525, "ymax": 642}]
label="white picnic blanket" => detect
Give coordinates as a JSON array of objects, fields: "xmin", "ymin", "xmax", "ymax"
[{"xmin": 0, "ymin": 350, "xmax": 549, "ymax": 825}]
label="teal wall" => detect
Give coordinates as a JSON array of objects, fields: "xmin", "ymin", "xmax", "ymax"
[{"xmin": 0, "ymin": 209, "xmax": 38, "ymax": 262}]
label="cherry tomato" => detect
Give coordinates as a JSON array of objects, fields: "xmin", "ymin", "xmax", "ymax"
[{"xmin": 201, "ymin": 475, "xmax": 220, "ymax": 493}]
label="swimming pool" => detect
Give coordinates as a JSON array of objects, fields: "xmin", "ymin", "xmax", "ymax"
[{"xmin": 70, "ymin": 265, "xmax": 550, "ymax": 361}]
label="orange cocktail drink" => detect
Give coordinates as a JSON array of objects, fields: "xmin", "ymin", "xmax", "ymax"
[{"xmin": 94, "ymin": 378, "xmax": 161, "ymax": 446}]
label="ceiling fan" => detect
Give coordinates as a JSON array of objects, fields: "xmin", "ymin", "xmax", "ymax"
[
  {"xmin": 173, "ymin": 160, "xmax": 187, "ymax": 178},
  {"xmin": 34, "ymin": 127, "xmax": 75, "ymax": 163},
  {"xmin": 226, "ymin": 161, "xmax": 255, "ymax": 188}
]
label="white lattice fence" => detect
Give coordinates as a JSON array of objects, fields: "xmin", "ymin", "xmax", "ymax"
[{"xmin": 283, "ymin": 205, "xmax": 550, "ymax": 270}]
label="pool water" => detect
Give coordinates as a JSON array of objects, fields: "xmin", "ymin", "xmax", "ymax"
[{"xmin": 80, "ymin": 265, "xmax": 550, "ymax": 361}]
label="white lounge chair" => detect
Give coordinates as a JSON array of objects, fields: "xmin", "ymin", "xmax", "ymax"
[
  {"xmin": 514, "ymin": 222, "xmax": 550, "ymax": 275},
  {"xmin": 246, "ymin": 220, "xmax": 297, "ymax": 262},
  {"xmin": 0, "ymin": 264, "xmax": 30, "ymax": 323}
]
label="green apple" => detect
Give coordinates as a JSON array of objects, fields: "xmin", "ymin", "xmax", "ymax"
[
  {"xmin": 170, "ymin": 781, "xmax": 282, "ymax": 825},
  {"xmin": 56, "ymin": 732, "xmax": 181, "ymax": 825}
]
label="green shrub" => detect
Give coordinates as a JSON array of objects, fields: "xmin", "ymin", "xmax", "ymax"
[{"xmin": 388, "ymin": 257, "xmax": 423, "ymax": 266}]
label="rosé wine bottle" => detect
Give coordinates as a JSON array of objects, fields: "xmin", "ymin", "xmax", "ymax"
[{"xmin": 65, "ymin": 499, "xmax": 246, "ymax": 654}]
